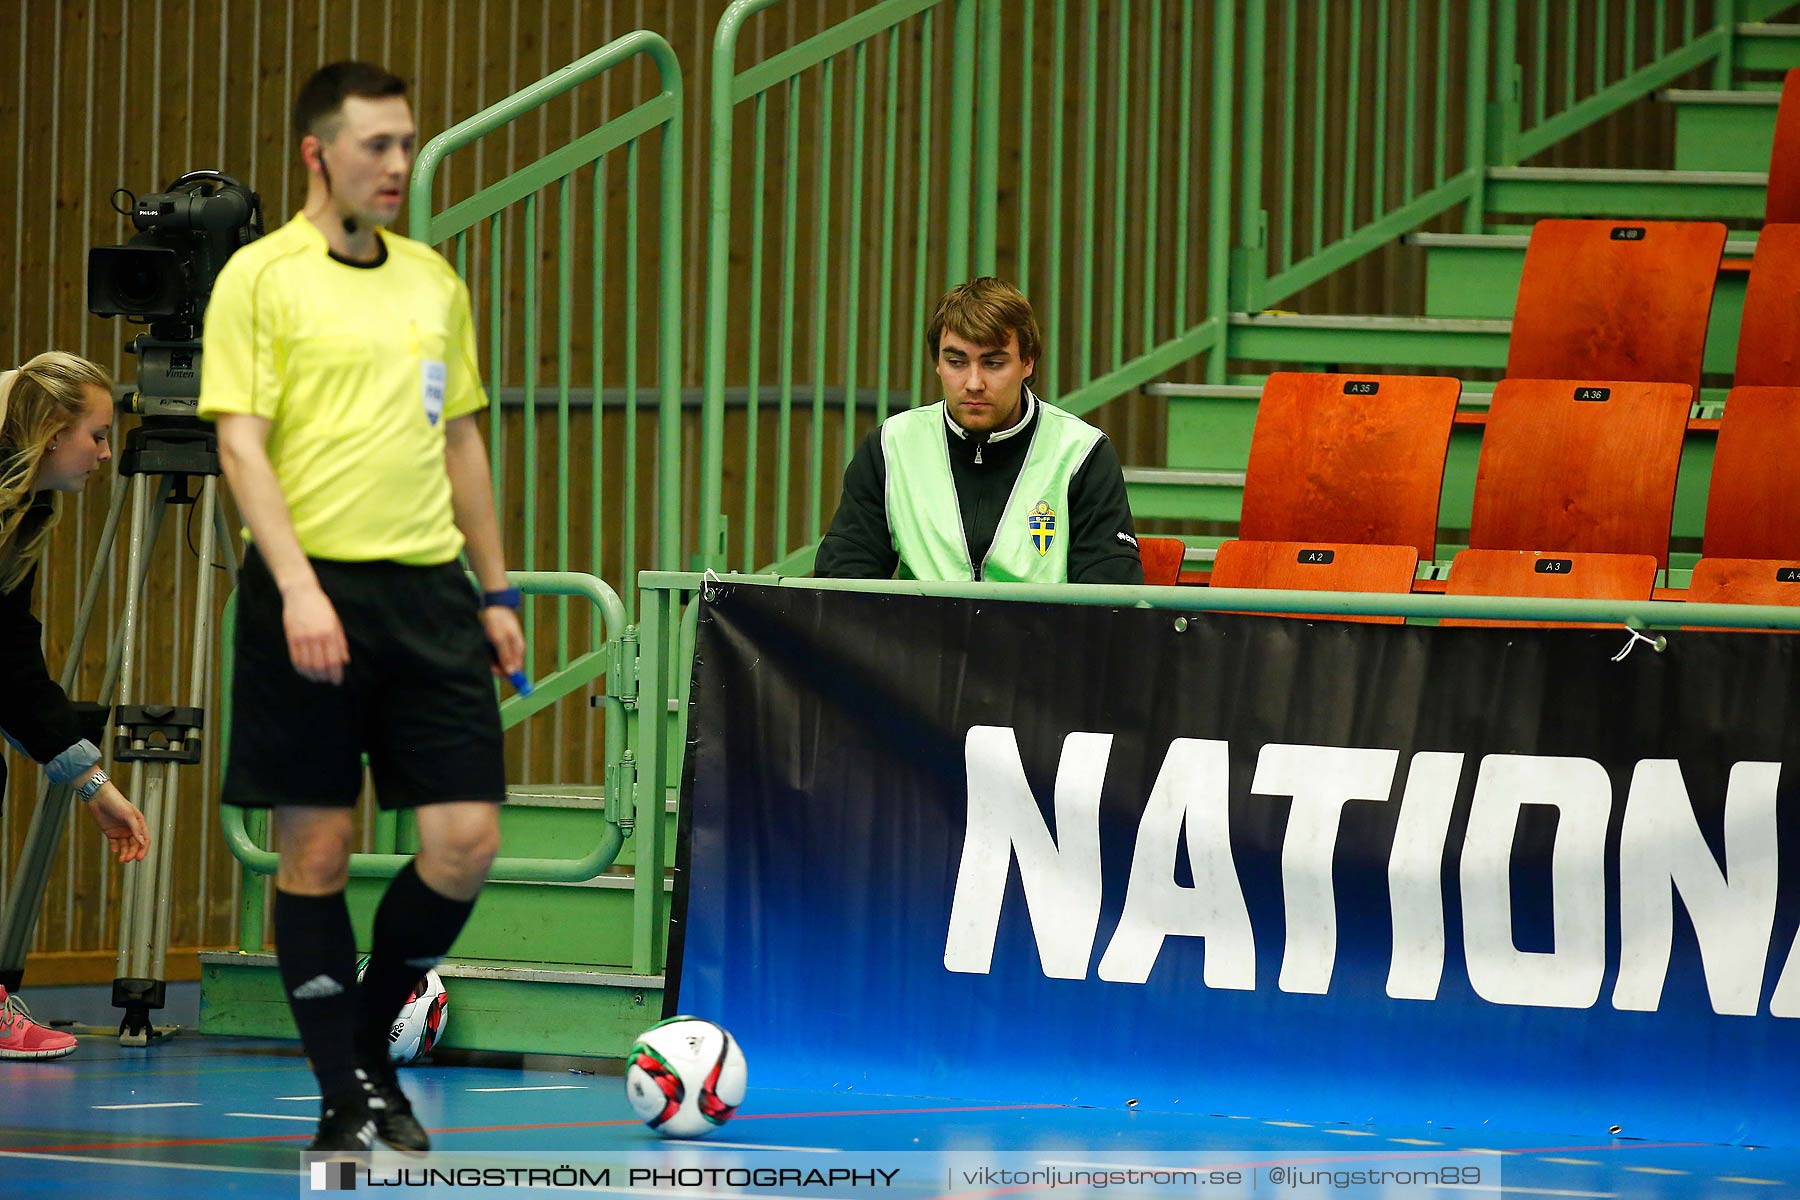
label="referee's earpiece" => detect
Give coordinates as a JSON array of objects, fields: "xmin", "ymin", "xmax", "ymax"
[{"xmin": 315, "ymin": 145, "xmax": 358, "ymax": 235}]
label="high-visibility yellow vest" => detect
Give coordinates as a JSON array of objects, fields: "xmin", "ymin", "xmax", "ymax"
[{"xmin": 882, "ymin": 399, "xmax": 1103, "ymax": 582}]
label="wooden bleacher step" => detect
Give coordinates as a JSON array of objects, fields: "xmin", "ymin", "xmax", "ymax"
[
  {"xmin": 1122, "ymin": 465, "xmax": 1246, "ymax": 487},
  {"xmin": 197, "ymin": 951, "xmax": 666, "ymax": 1056},
  {"xmin": 1226, "ymin": 312, "xmax": 1511, "ymax": 370},
  {"xmin": 1121, "ymin": 465, "xmax": 1245, "ymax": 524},
  {"xmin": 1408, "ymin": 228, "xmax": 1759, "ymax": 349},
  {"xmin": 1482, "ymin": 166, "xmax": 1766, "ymax": 219},
  {"xmin": 1659, "ymin": 88, "xmax": 1780, "ymax": 172},
  {"xmin": 1660, "ymin": 88, "xmax": 1782, "ymax": 109},
  {"xmin": 1736, "ymin": 22, "xmax": 1800, "ymax": 71},
  {"xmin": 198, "ymin": 783, "xmax": 676, "ymax": 1054}
]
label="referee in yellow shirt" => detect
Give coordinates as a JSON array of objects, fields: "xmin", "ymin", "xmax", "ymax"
[{"xmin": 199, "ymin": 62, "xmax": 523, "ymax": 1153}]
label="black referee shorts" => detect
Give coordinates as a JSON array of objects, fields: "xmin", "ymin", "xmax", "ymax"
[{"xmin": 221, "ymin": 547, "xmax": 507, "ymax": 810}]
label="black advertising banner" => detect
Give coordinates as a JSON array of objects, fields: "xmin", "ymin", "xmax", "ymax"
[{"xmin": 675, "ymin": 582, "xmax": 1800, "ymax": 1145}]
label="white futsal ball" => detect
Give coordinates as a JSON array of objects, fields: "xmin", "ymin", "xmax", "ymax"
[
  {"xmin": 355, "ymin": 955, "xmax": 450, "ymax": 1065},
  {"xmin": 624, "ymin": 1016, "xmax": 748, "ymax": 1138}
]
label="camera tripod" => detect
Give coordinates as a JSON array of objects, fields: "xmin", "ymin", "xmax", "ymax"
[{"xmin": 0, "ymin": 416, "xmax": 237, "ymax": 1046}]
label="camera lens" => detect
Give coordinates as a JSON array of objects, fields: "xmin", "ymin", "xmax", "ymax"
[{"xmin": 116, "ymin": 263, "xmax": 162, "ymax": 309}]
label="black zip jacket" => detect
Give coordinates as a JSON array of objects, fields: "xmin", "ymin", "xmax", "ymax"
[
  {"xmin": 814, "ymin": 398, "xmax": 1144, "ymax": 583},
  {"xmin": 0, "ymin": 501, "xmax": 85, "ymax": 805}
]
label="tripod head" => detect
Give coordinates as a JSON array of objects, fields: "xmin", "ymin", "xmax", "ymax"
[
  {"xmin": 117, "ymin": 417, "xmax": 219, "ymax": 491},
  {"xmin": 113, "ymin": 333, "xmax": 218, "ymax": 487},
  {"xmin": 123, "ymin": 333, "xmax": 202, "ymax": 420}
]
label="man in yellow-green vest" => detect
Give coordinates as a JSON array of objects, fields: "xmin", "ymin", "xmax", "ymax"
[{"xmin": 815, "ymin": 278, "xmax": 1144, "ymax": 584}]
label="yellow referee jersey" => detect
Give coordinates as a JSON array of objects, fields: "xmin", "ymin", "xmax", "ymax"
[{"xmin": 197, "ymin": 214, "xmax": 487, "ymax": 565}]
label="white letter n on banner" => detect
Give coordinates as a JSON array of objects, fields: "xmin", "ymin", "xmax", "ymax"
[
  {"xmin": 1614, "ymin": 760, "xmax": 1780, "ymax": 1016},
  {"xmin": 944, "ymin": 726, "xmax": 1110, "ymax": 979}
]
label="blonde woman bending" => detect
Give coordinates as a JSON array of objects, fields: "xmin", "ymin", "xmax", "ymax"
[{"xmin": 0, "ymin": 351, "xmax": 150, "ymax": 1060}]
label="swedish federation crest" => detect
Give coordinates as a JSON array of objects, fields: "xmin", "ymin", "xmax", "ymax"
[{"xmin": 1027, "ymin": 500, "xmax": 1056, "ymax": 556}]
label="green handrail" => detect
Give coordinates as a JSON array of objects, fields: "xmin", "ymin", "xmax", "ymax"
[
  {"xmin": 700, "ymin": 0, "xmax": 977, "ymax": 574},
  {"xmin": 701, "ymin": 0, "xmax": 1795, "ymax": 559},
  {"xmin": 698, "ymin": 0, "xmax": 1777, "ymax": 582},
  {"xmin": 1236, "ymin": 0, "xmax": 1493, "ymax": 312},
  {"xmin": 410, "ymin": 30, "xmax": 684, "ymax": 615},
  {"xmin": 220, "ymin": 572, "xmax": 633, "ymax": 886},
  {"xmin": 641, "ymin": 571, "xmax": 1800, "ymax": 629},
  {"xmin": 1506, "ymin": 0, "xmax": 1740, "ymax": 163}
]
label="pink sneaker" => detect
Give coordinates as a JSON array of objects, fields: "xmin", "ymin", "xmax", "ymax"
[{"xmin": 0, "ymin": 986, "xmax": 77, "ymax": 1060}]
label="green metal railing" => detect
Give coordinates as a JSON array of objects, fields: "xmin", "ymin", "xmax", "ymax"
[
  {"xmin": 1498, "ymin": 0, "xmax": 1751, "ymax": 164},
  {"xmin": 1230, "ymin": 0, "xmax": 1794, "ymax": 313},
  {"xmin": 700, "ymin": 0, "xmax": 981, "ymax": 575},
  {"xmin": 406, "ymin": 30, "xmax": 682, "ymax": 790},
  {"xmin": 699, "ymin": 1, "xmax": 1793, "ymax": 578},
  {"xmin": 222, "ymin": 572, "xmax": 642, "ymax": 954},
  {"xmin": 699, "ymin": 0, "xmax": 1249, "ymax": 573},
  {"xmin": 645, "ymin": 571, "xmax": 1800, "ymax": 629},
  {"xmin": 1234, "ymin": 0, "xmax": 1493, "ymax": 312},
  {"xmin": 410, "ymin": 31, "xmax": 684, "ymax": 627},
  {"xmin": 1001, "ymin": 1, "xmax": 1237, "ymax": 407}
]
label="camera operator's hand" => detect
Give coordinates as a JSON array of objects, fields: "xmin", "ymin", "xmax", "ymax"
[
  {"xmin": 281, "ymin": 580, "xmax": 351, "ymax": 685},
  {"xmin": 81, "ymin": 777, "xmax": 150, "ymax": 864}
]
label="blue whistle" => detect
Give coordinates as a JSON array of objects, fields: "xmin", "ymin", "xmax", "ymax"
[{"xmin": 507, "ymin": 671, "xmax": 534, "ymax": 697}]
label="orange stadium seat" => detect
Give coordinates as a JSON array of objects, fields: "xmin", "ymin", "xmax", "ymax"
[
  {"xmin": 1469, "ymin": 378, "xmax": 1691, "ymax": 568},
  {"xmin": 1238, "ymin": 372, "xmax": 1460, "ymax": 562},
  {"xmin": 1441, "ymin": 549, "xmax": 1658, "ymax": 628},
  {"xmin": 1682, "ymin": 557, "xmax": 1800, "ymax": 632},
  {"xmin": 1686, "ymin": 557, "xmax": 1800, "ymax": 607},
  {"xmin": 1702, "ymin": 386, "xmax": 1800, "ymax": 559},
  {"xmin": 1506, "ymin": 219, "xmax": 1727, "ymax": 397},
  {"xmin": 1138, "ymin": 536, "xmax": 1187, "ymax": 585},
  {"xmin": 1209, "ymin": 540, "xmax": 1419, "ymax": 625},
  {"xmin": 1733, "ymin": 226, "xmax": 1800, "ymax": 386},
  {"xmin": 1766, "ymin": 69, "xmax": 1800, "ymax": 223}
]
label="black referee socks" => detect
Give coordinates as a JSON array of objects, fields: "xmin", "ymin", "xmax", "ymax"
[
  {"xmin": 356, "ymin": 861, "xmax": 476, "ymax": 1063},
  {"xmin": 274, "ymin": 887, "xmax": 363, "ymax": 1099}
]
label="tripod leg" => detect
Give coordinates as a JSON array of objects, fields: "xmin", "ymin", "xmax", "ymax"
[
  {"xmin": 60, "ymin": 471, "xmax": 131, "ymax": 694},
  {"xmin": 115, "ymin": 768, "xmax": 166, "ymax": 1048},
  {"xmin": 93, "ymin": 474, "xmax": 176, "ymax": 711},
  {"xmin": 117, "ymin": 475, "xmax": 221, "ymax": 1043},
  {"xmin": 113, "ymin": 476, "xmax": 171, "ymax": 1045},
  {"xmin": 211, "ymin": 479, "xmax": 240, "ymax": 585},
  {"xmin": 92, "ymin": 474, "xmax": 175, "ymax": 945},
  {"xmin": 149, "ymin": 763, "xmax": 180, "ymax": 984},
  {"xmin": 0, "ymin": 784, "xmax": 74, "ymax": 993},
  {"xmin": 148, "ymin": 477, "xmax": 223, "ymax": 992},
  {"xmin": 0, "ymin": 473, "xmax": 134, "ymax": 990}
]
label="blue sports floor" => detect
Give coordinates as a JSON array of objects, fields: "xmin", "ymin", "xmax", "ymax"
[{"xmin": 2, "ymin": 1030, "xmax": 1797, "ymax": 1198}]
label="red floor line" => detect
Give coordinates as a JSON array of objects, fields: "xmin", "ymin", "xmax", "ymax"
[
  {"xmin": 1437, "ymin": 1141, "xmax": 1714, "ymax": 1156},
  {"xmin": 7, "ymin": 1132, "xmax": 314, "ymax": 1152},
  {"xmin": 732, "ymin": 1104, "xmax": 1068, "ymax": 1122},
  {"xmin": 3, "ymin": 1101, "xmax": 1068, "ymax": 1153}
]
